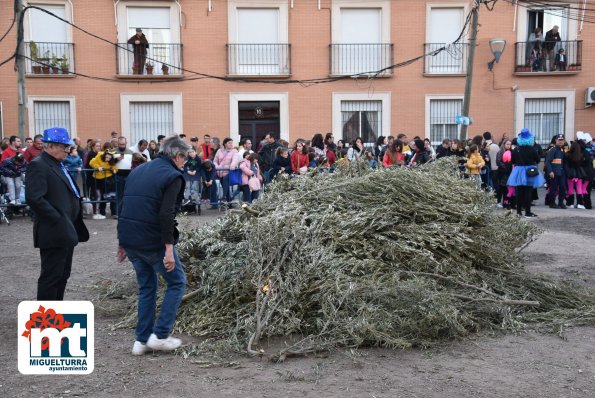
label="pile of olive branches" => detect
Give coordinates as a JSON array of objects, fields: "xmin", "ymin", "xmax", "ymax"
[{"xmin": 175, "ymin": 159, "xmax": 595, "ymax": 360}]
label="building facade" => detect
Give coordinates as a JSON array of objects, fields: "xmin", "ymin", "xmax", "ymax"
[{"xmin": 0, "ymin": 0, "xmax": 593, "ymax": 147}]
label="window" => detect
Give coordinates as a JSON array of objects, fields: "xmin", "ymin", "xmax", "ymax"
[
  {"xmin": 425, "ymin": 6, "xmax": 467, "ymax": 74},
  {"xmin": 26, "ymin": 3, "xmax": 73, "ymax": 75},
  {"xmin": 227, "ymin": 1, "xmax": 289, "ymax": 76},
  {"xmin": 0, "ymin": 101, "xmax": 4, "ymax": 138},
  {"xmin": 429, "ymin": 99, "xmax": 462, "ymax": 146},
  {"xmin": 331, "ymin": 2, "xmax": 392, "ymax": 76},
  {"xmin": 524, "ymin": 98, "xmax": 565, "ymax": 146},
  {"xmin": 129, "ymin": 102, "xmax": 174, "ymax": 143},
  {"xmin": 341, "ymin": 101, "xmax": 382, "ymax": 145},
  {"xmin": 120, "ymin": 94, "xmax": 183, "ymax": 142},
  {"xmin": 116, "ymin": 2, "xmax": 182, "ymax": 75},
  {"xmin": 31, "ymin": 101, "xmax": 72, "ymax": 135}
]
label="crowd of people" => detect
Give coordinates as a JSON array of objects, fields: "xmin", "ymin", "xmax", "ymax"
[{"xmin": 2, "ymin": 127, "xmax": 594, "ymax": 220}]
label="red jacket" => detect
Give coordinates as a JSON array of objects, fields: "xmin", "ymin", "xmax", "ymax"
[
  {"xmin": 291, "ymin": 151, "xmax": 309, "ymax": 173},
  {"xmin": 1, "ymin": 147, "xmax": 25, "ymax": 162},
  {"xmin": 24, "ymin": 146, "xmax": 42, "ymax": 163}
]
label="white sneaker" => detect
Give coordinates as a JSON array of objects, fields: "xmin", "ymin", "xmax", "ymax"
[
  {"xmin": 15, "ymin": 199, "xmax": 21, "ymax": 205},
  {"xmin": 576, "ymin": 204, "xmax": 586, "ymax": 209},
  {"xmin": 146, "ymin": 333, "xmax": 182, "ymax": 351},
  {"xmin": 92, "ymin": 214, "xmax": 106, "ymax": 220},
  {"xmin": 496, "ymin": 203, "xmax": 503, "ymax": 208},
  {"xmin": 132, "ymin": 341, "xmax": 150, "ymax": 356},
  {"xmin": 9, "ymin": 200, "xmax": 16, "ymax": 205}
]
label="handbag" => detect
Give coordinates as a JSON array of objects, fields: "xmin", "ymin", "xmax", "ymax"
[
  {"xmin": 228, "ymin": 169, "xmax": 242, "ymax": 186},
  {"xmin": 248, "ymin": 176, "xmax": 261, "ymax": 192},
  {"xmin": 525, "ymin": 166, "xmax": 539, "ymax": 177}
]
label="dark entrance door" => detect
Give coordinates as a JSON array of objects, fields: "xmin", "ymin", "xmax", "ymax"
[{"xmin": 238, "ymin": 101, "xmax": 280, "ymax": 150}]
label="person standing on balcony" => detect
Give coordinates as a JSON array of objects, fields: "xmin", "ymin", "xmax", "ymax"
[
  {"xmin": 544, "ymin": 25, "xmax": 561, "ymax": 71},
  {"xmin": 128, "ymin": 28, "xmax": 149, "ymax": 75},
  {"xmin": 528, "ymin": 27, "xmax": 545, "ymax": 72}
]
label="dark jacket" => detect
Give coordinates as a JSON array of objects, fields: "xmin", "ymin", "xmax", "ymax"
[
  {"xmin": 545, "ymin": 146, "xmax": 565, "ymax": 176},
  {"xmin": 512, "ymin": 145, "xmax": 540, "ymax": 167},
  {"xmin": 183, "ymin": 156, "xmax": 201, "ymax": 181},
  {"xmin": 0, "ymin": 157, "xmax": 27, "ymax": 177},
  {"xmin": 118, "ymin": 156, "xmax": 185, "ymax": 251},
  {"xmin": 258, "ymin": 141, "xmax": 281, "ymax": 171},
  {"xmin": 270, "ymin": 155, "xmax": 292, "ymax": 178},
  {"xmin": 127, "ymin": 33, "xmax": 149, "ymax": 55},
  {"xmin": 544, "ymin": 29, "xmax": 561, "ymax": 51},
  {"xmin": 25, "ymin": 152, "xmax": 89, "ymax": 249},
  {"xmin": 436, "ymin": 146, "xmax": 451, "ymax": 159}
]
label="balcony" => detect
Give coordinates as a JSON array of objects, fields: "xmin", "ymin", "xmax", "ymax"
[
  {"xmin": 116, "ymin": 43, "xmax": 183, "ymax": 77},
  {"xmin": 424, "ymin": 43, "xmax": 469, "ymax": 75},
  {"xmin": 329, "ymin": 44, "xmax": 393, "ymax": 77},
  {"xmin": 227, "ymin": 44, "xmax": 291, "ymax": 77},
  {"xmin": 25, "ymin": 42, "xmax": 75, "ymax": 76},
  {"xmin": 514, "ymin": 40, "xmax": 582, "ymax": 74}
]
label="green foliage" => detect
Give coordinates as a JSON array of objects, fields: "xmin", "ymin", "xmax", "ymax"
[{"xmin": 173, "ymin": 159, "xmax": 595, "ymax": 358}]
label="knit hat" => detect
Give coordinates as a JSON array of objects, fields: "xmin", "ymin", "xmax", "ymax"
[{"xmin": 517, "ymin": 128, "xmax": 534, "ymax": 147}]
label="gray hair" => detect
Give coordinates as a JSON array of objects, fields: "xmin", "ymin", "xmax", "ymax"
[{"xmin": 160, "ymin": 134, "xmax": 191, "ymax": 158}]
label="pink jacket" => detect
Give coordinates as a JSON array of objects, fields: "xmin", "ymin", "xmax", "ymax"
[
  {"xmin": 240, "ymin": 159, "xmax": 263, "ymax": 186},
  {"xmin": 214, "ymin": 148, "xmax": 239, "ymax": 178}
]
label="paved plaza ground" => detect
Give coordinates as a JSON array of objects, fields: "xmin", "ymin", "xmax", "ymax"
[{"xmin": 1, "ymin": 203, "xmax": 594, "ymax": 397}]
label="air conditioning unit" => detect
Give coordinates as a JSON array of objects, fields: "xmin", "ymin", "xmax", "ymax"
[{"xmin": 587, "ymin": 87, "xmax": 595, "ymax": 105}]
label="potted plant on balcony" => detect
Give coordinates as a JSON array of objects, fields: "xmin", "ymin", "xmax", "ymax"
[
  {"xmin": 146, "ymin": 61, "xmax": 154, "ymax": 75},
  {"xmin": 161, "ymin": 63, "xmax": 169, "ymax": 75},
  {"xmin": 29, "ymin": 41, "xmax": 42, "ymax": 74},
  {"xmin": 59, "ymin": 54, "xmax": 69, "ymax": 74},
  {"xmin": 40, "ymin": 50, "xmax": 51, "ymax": 74},
  {"xmin": 51, "ymin": 55, "xmax": 60, "ymax": 74}
]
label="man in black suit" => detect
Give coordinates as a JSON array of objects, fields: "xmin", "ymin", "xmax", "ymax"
[{"xmin": 26, "ymin": 127, "xmax": 89, "ymax": 300}]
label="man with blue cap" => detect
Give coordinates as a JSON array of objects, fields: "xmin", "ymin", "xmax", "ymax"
[{"xmin": 25, "ymin": 127, "xmax": 89, "ymax": 300}]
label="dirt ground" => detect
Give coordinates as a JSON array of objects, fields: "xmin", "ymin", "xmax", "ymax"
[{"xmin": 1, "ymin": 201, "xmax": 595, "ymax": 398}]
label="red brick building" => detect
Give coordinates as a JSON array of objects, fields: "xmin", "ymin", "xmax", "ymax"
[{"xmin": 0, "ymin": 0, "xmax": 593, "ymax": 147}]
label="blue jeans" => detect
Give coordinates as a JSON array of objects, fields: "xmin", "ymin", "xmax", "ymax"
[{"xmin": 126, "ymin": 247, "xmax": 187, "ymax": 342}]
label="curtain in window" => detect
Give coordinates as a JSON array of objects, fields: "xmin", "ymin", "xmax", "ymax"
[{"xmin": 341, "ymin": 101, "xmax": 381, "ymax": 144}]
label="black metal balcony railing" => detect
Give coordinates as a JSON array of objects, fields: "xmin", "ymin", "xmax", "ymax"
[
  {"xmin": 227, "ymin": 44, "xmax": 291, "ymax": 76},
  {"xmin": 424, "ymin": 43, "xmax": 469, "ymax": 74},
  {"xmin": 116, "ymin": 43, "xmax": 183, "ymax": 76},
  {"xmin": 25, "ymin": 42, "xmax": 75, "ymax": 75},
  {"xmin": 514, "ymin": 40, "xmax": 582, "ymax": 73},
  {"xmin": 329, "ymin": 44, "xmax": 393, "ymax": 76}
]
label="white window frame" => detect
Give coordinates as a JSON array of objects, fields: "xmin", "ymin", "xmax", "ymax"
[
  {"xmin": 27, "ymin": 96, "xmax": 76, "ymax": 137},
  {"xmin": 331, "ymin": 0, "xmax": 390, "ymax": 44},
  {"xmin": 116, "ymin": 1, "xmax": 181, "ymax": 44},
  {"xmin": 425, "ymin": 3, "xmax": 469, "ymax": 75},
  {"xmin": 228, "ymin": 0, "xmax": 288, "ymax": 44},
  {"xmin": 425, "ymin": 95, "xmax": 464, "ymax": 143},
  {"xmin": 229, "ymin": 92, "xmax": 289, "ymax": 143},
  {"xmin": 515, "ymin": 90, "xmax": 575, "ymax": 141},
  {"xmin": 332, "ymin": 92, "xmax": 391, "ymax": 141},
  {"xmin": 24, "ymin": 1, "xmax": 74, "ymax": 43},
  {"xmin": 120, "ymin": 93, "xmax": 183, "ymax": 141}
]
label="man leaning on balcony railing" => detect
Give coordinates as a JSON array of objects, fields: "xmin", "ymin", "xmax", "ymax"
[{"xmin": 128, "ymin": 28, "xmax": 149, "ymax": 75}]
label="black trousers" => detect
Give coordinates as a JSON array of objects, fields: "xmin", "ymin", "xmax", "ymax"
[
  {"xmin": 517, "ymin": 186, "xmax": 533, "ymax": 216},
  {"xmin": 38, "ymin": 246, "xmax": 75, "ymax": 300}
]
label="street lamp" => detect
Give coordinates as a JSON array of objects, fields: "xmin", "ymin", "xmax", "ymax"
[{"xmin": 487, "ymin": 38, "xmax": 506, "ymax": 71}]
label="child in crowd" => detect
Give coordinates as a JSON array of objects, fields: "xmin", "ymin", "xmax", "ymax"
[
  {"xmin": 239, "ymin": 152, "xmax": 263, "ymax": 203},
  {"xmin": 199, "ymin": 160, "xmax": 219, "ymax": 208},
  {"xmin": 365, "ymin": 150, "xmax": 377, "ymax": 169},
  {"xmin": 183, "ymin": 149, "xmax": 201, "ymax": 205},
  {"xmin": 89, "ymin": 150, "xmax": 118, "ymax": 219},
  {"xmin": 466, "ymin": 144, "xmax": 485, "ymax": 190},
  {"xmin": 131, "ymin": 153, "xmax": 147, "ymax": 170},
  {"xmin": 63, "ymin": 146, "xmax": 83, "ymax": 188},
  {"xmin": 270, "ymin": 147, "xmax": 292, "ymax": 179},
  {"xmin": 308, "ymin": 150, "xmax": 318, "ymax": 169},
  {"xmin": 496, "ymin": 140, "xmax": 514, "ymax": 210},
  {"xmin": 382, "ymin": 140, "xmax": 405, "ymax": 168},
  {"xmin": 0, "ymin": 152, "xmax": 27, "ymax": 205}
]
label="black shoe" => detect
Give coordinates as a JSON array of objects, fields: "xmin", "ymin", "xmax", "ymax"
[
  {"xmin": 549, "ymin": 203, "xmax": 558, "ymax": 209},
  {"xmin": 524, "ymin": 213, "xmax": 538, "ymax": 218},
  {"xmin": 558, "ymin": 204, "xmax": 567, "ymax": 209}
]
